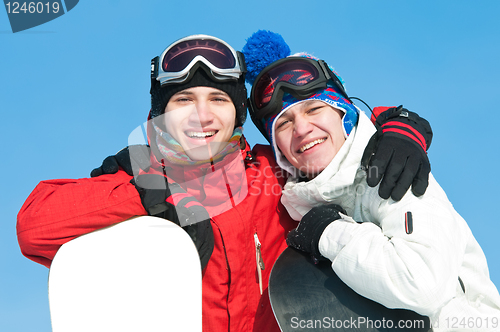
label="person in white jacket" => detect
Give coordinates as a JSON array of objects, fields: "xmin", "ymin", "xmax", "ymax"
[{"xmin": 245, "ymin": 41, "xmax": 500, "ymax": 331}]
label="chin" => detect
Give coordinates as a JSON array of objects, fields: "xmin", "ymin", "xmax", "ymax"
[
  {"xmin": 293, "ymin": 160, "xmax": 326, "ymax": 174},
  {"xmin": 300, "ymin": 165, "xmax": 327, "ymax": 179}
]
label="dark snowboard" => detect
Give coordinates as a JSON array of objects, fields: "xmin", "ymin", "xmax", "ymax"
[{"xmin": 269, "ymin": 247, "xmax": 432, "ymax": 331}]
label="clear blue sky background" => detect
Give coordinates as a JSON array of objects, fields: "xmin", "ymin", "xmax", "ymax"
[{"xmin": 1, "ymin": 1, "xmax": 499, "ymax": 331}]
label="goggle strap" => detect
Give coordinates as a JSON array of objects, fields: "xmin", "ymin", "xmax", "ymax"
[
  {"xmin": 319, "ymin": 60, "xmax": 351, "ymax": 102},
  {"xmin": 236, "ymin": 51, "xmax": 247, "ymax": 73},
  {"xmin": 151, "ymin": 56, "xmax": 159, "ymax": 80}
]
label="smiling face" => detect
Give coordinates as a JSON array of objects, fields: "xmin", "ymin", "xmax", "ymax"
[
  {"xmin": 274, "ymin": 100, "xmax": 346, "ymax": 179},
  {"xmin": 162, "ymin": 86, "xmax": 236, "ymax": 161}
]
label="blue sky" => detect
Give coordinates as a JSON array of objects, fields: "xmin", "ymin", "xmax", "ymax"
[{"xmin": 1, "ymin": 1, "xmax": 500, "ymax": 330}]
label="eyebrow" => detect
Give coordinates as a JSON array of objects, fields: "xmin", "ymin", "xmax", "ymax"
[
  {"xmin": 173, "ymin": 90, "xmax": 229, "ymax": 97},
  {"xmin": 280, "ymin": 100, "xmax": 322, "ymax": 118},
  {"xmin": 300, "ymin": 100, "xmax": 323, "ymax": 108},
  {"xmin": 208, "ymin": 91, "xmax": 230, "ymax": 97},
  {"xmin": 175, "ymin": 91, "xmax": 193, "ymax": 96}
]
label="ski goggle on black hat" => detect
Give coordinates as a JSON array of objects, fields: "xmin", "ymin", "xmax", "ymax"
[
  {"xmin": 151, "ymin": 34, "xmax": 246, "ymax": 86},
  {"xmin": 249, "ymin": 57, "xmax": 350, "ymax": 121}
]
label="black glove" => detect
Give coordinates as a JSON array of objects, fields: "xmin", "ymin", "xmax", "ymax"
[
  {"xmin": 131, "ymin": 174, "xmax": 214, "ymax": 270},
  {"xmin": 361, "ymin": 106, "xmax": 433, "ymax": 201},
  {"xmin": 286, "ymin": 204, "xmax": 347, "ymax": 261},
  {"xmin": 90, "ymin": 145, "xmax": 151, "ymax": 177}
]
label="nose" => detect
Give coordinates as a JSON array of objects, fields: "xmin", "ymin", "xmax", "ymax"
[
  {"xmin": 189, "ymin": 100, "xmax": 214, "ymax": 126},
  {"xmin": 293, "ymin": 114, "xmax": 313, "ymax": 138}
]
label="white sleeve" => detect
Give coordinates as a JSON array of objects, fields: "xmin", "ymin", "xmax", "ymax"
[{"xmin": 318, "ymin": 174, "xmax": 468, "ymax": 316}]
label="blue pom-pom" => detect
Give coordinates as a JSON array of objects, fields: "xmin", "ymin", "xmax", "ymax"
[{"xmin": 242, "ymin": 30, "xmax": 291, "ymax": 85}]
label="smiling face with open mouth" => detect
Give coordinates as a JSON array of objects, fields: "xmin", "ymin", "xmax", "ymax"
[
  {"xmin": 274, "ymin": 100, "xmax": 346, "ymax": 179},
  {"xmin": 163, "ymin": 86, "xmax": 236, "ymax": 161}
]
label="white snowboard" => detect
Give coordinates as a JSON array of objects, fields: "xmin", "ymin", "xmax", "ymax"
[{"xmin": 48, "ymin": 216, "xmax": 202, "ymax": 332}]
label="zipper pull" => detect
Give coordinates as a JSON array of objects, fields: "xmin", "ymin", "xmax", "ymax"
[{"xmin": 254, "ymin": 233, "xmax": 265, "ymax": 295}]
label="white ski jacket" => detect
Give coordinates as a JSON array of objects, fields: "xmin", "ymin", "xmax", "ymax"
[{"xmin": 281, "ymin": 112, "xmax": 500, "ymax": 331}]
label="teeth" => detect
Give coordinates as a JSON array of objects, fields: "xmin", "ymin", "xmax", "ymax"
[
  {"xmin": 299, "ymin": 138, "xmax": 326, "ymax": 153},
  {"xmin": 187, "ymin": 131, "xmax": 217, "ymax": 138}
]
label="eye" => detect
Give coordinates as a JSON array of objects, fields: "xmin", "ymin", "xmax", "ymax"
[
  {"xmin": 306, "ymin": 105, "xmax": 323, "ymax": 114},
  {"xmin": 213, "ymin": 97, "xmax": 229, "ymax": 102},
  {"xmin": 173, "ymin": 96, "xmax": 192, "ymax": 103},
  {"xmin": 212, "ymin": 95, "xmax": 231, "ymax": 103},
  {"xmin": 276, "ymin": 118, "xmax": 290, "ymax": 130}
]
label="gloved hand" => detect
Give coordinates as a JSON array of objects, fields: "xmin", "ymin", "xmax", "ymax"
[
  {"xmin": 90, "ymin": 145, "xmax": 151, "ymax": 177},
  {"xmin": 286, "ymin": 204, "xmax": 347, "ymax": 261},
  {"xmin": 131, "ymin": 174, "xmax": 214, "ymax": 270},
  {"xmin": 361, "ymin": 106, "xmax": 433, "ymax": 201}
]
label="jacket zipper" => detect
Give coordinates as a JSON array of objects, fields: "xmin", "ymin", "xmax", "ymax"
[{"xmin": 254, "ymin": 233, "xmax": 265, "ymax": 295}]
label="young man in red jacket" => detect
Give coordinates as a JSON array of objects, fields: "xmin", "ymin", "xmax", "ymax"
[{"xmin": 17, "ymin": 34, "xmax": 432, "ymax": 331}]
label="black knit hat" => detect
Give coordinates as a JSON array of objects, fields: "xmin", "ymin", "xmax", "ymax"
[{"xmin": 150, "ymin": 66, "xmax": 247, "ymax": 127}]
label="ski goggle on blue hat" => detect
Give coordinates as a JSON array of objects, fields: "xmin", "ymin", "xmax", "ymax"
[
  {"xmin": 249, "ymin": 56, "xmax": 351, "ymax": 122},
  {"xmin": 151, "ymin": 34, "xmax": 247, "ymax": 86}
]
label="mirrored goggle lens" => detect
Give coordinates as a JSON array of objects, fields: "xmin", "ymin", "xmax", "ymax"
[
  {"xmin": 162, "ymin": 39, "xmax": 236, "ymax": 72},
  {"xmin": 253, "ymin": 60, "xmax": 320, "ymax": 109}
]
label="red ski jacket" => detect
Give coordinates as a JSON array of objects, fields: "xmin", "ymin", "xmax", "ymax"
[{"xmin": 17, "ymin": 141, "xmax": 297, "ymax": 332}]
